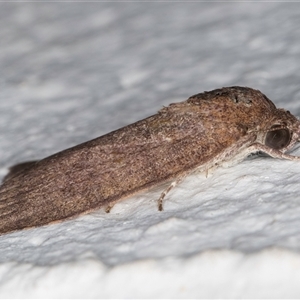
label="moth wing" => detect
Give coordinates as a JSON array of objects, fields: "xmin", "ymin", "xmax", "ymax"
[
  {"xmin": 2, "ymin": 161, "xmax": 38, "ymax": 183},
  {"xmin": 0, "ymin": 105, "xmax": 248, "ymax": 234}
]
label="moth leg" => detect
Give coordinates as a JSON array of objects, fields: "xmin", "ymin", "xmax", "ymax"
[
  {"xmin": 157, "ymin": 174, "xmax": 187, "ymax": 211},
  {"xmin": 249, "ymin": 143, "xmax": 300, "ymax": 161},
  {"xmin": 105, "ymin": 203, "xmax": 115, "ymax": 213}
]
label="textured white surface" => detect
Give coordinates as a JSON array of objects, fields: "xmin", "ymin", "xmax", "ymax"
[{"xmin": 1, "ymin": 2, "xmax": 300, "ymax": 298}]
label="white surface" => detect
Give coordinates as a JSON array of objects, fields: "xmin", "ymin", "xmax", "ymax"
[
  {"xmin": 1, "ymin": 2, "xmax": 300, "ymax": 298},
  {"xmin": 1, "ymin": 249, "xmax": 300, "ymax": 298}
]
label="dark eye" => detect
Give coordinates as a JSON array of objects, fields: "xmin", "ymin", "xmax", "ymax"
[{"xmin": 265, "ymin": 128, "xmax": 291, "ymax": 150}]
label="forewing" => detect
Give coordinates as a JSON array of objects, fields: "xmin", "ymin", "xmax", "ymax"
[{"xmin": 0, "ymin": 99, "xmax": 247, "ymax": 234}]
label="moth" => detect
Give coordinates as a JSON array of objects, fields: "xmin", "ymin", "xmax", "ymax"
[{"xmin": 0, "ymin": 86, "xmax": 300, "ymax": 235}]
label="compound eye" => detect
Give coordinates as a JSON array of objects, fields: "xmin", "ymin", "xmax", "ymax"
[{"xmin": 265, "ymin": 128, "xmax": 291, "ymax": 150}]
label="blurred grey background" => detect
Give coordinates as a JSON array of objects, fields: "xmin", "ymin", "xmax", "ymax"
[
  {"xmin": 1, "ymin": 3, "xmax": 300, "ymax": 297},
  {"xmin": 1, "ymin": 3, "xmax": 300, "ymax": 167}
]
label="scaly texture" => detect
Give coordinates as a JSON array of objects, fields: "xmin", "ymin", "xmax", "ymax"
[{"xmin": 0, "ymin": 86, "xmax": 299, "ymax": 235}]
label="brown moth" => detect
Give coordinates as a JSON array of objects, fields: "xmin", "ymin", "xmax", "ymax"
[{"xmin": 0, "ymin": 86, "xmax": 300, "ymax": 235}]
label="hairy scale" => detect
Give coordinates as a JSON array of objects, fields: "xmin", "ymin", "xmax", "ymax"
[{"xmin": 0, "ymin": 86, "xmax": 300, "ymax": 235}]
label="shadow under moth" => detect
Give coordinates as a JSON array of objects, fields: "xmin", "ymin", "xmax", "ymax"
[{"xmin": 0, "ymin": 86, "xmax": 300, "ymax": 235}]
